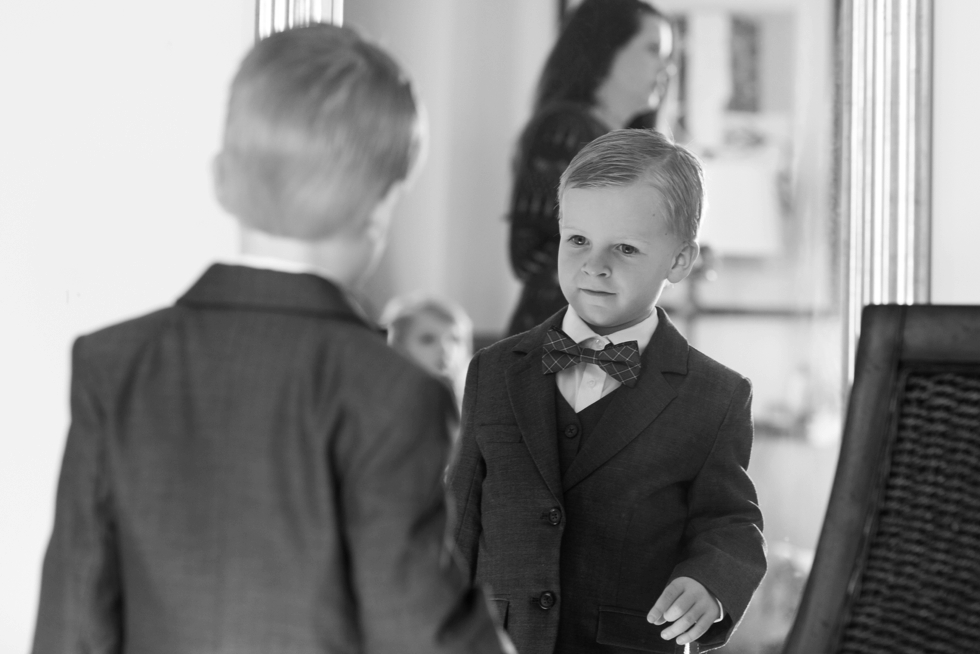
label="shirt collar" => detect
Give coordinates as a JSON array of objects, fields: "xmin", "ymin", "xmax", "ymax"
[
  {"xmin": 220, "ymin": 252, "xmax": 339, "ymax": 283},
  {"xmin": 560, "ymin": 305, "xmax": 659, "ymax": 354}
]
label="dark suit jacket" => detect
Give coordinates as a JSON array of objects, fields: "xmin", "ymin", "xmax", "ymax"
[
  {"xmin": 448, "ymin": 307, "xmax": 767, "ymax": 654},
  {"xmin": 33, "ymin": 264, "xmax": 507, "ymax": 654}
]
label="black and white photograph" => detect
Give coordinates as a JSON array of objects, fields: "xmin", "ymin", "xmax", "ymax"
[{"xmin": 2, "ymin": 1, "xmax": 978, "ymax": 653}]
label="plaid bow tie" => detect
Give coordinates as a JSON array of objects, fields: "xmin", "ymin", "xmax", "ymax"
[{"xmin": 541, "ymin": 327, "xmax": 641, "ymax": 387}]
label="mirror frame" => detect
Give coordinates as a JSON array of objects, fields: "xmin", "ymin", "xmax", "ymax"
[
  {"xmin": 839, "ymin": 0, "xmax": 933, "ymax": 383},
  {"xmin": 255, "ymin": 0, "xmax": 343, "ymax": 40}
]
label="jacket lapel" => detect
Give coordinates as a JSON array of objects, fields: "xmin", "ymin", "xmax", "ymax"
[
  {"xmin": 506, "ymin": 311, "xmax": 566, "ymax": 504},
  {"xmin": 562, "ymin": 308, "xmax": 690, "ymax": 492}
]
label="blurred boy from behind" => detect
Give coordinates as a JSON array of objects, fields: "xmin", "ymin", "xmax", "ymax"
[{"xmin": 33, "ymin": 23, "xmax": 512, "ymax": 654}]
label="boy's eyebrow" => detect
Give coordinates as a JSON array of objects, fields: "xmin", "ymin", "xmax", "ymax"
[
  {"xmin": 615, "ymin": 235, "xmax": 653, "ymax": 245},
  {"xmin": 561, "ymin": 224, "xmax": 654, "ymax": 245},
  {"xmin": 618, "ymin": 231, "xmax": 661, "ymax": 245}
]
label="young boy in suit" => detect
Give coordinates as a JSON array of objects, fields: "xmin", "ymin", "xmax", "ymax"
[
  {"xmin": 449, "ymin": 129, "xmax": 767, "ymax": 654},
  {"xmin": 33, "ymin": 24, "xmax": 511, "ymax": 654}
]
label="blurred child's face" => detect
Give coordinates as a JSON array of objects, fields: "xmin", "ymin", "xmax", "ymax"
[
  {"xmin": 558, "ymin": 182, "xmax": 696, "ymax": 335},
  {"xmin": 400, "ymin": 311, "xmax": 465, "ymax": 378}
]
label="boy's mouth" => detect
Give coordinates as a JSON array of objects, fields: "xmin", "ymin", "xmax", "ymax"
[{"xmin": 580, "ymin": 288, "xmax": 614, "ymax": 297}]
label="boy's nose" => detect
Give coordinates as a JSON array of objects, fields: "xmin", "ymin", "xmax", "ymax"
[{"xmin": 581, "ymin": 255, "xmax": 610, "ymax": 277}]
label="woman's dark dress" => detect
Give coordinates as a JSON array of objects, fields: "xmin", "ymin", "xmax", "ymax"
[{"xmin": 505, "ymin": 102, "xmax": 608, "ymax": 336}]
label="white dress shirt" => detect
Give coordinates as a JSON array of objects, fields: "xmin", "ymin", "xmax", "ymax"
[
  {"xmin": 555, "ymin": 306, "xmax": 659, "ymax": 412},
  {"xmin": 220, "ymin": 252, "xmax": 335, "ymax": 279}
]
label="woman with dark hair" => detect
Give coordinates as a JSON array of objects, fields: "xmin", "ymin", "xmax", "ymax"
[{"xmin": 505, "ymin": 0, "xmax": 674, "ymax": 336}]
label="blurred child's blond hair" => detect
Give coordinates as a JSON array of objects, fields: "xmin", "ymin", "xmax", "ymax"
[
  {"xmin": 216, "ymin": 23, "xmax": 425, "ymax": 239},
  {"xmin": 382, "ymin": 293, "xmax": 473, "ymax": 357}
]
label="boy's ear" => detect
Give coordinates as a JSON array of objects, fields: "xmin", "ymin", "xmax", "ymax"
[
  {"xmin": 369, "ymin": 180, "xmax": 404, "ymax": 231},
  {"xmin": 344, "ymin": 179, "xmax": 405, "ymax": 241},
  {"xmin": 212, "ymin": 152, "xmax": 232, "ymax": 214},
  {"xmin": 667, "ymin": 241, "xmax": 700, "ymax": 284}
]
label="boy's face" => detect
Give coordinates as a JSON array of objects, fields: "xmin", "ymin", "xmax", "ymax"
[
  {"xmin": 558, "ymin": 182, "xmax": 697, "ymax": 335},
  {"xmin": 399, "ymin": 311, "xmax": 465, "ymax": 379}
]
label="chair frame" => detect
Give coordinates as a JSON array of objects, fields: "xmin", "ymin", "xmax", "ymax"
[{"xmin": 782, "ymin": 304, "xmax": 980, "ymax": 653}]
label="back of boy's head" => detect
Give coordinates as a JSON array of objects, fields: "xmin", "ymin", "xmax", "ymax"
[
  {"xmin": 217, "ymin": 23, "xmax": 423, "ymax": 240},
  {"xmin": 559, "ymin": 129, "xmax": 703, "ymax": 243}
]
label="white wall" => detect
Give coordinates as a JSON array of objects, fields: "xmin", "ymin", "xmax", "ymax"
[
  {"xmin": 932, "ymin": 0, "xmax": 980, "ymax": 303},
  {"xmin": 0, "ymin": 2, "xmax": 252, "ymax": 649}
]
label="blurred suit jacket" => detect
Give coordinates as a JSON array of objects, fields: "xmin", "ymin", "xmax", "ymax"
[{"xmin": 33, "ymin": 264, "xmax": 506, "ymax": 654}]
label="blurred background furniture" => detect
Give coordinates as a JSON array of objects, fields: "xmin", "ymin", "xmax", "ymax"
[{"xmin": 782, "ymin": 304, "xmax": 980, "ymax": 653}]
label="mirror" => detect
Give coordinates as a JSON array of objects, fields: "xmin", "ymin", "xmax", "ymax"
[
  {"xmin": 339, "ymin": 0, "xmax": 851, "ymax": 651},
  {"xmin": 345, "ymin": 0, "xmax": 842, "ymax": 651}
]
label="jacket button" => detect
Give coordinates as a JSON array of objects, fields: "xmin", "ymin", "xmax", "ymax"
[
  {"xmin": 539, "ymin": 591, "xmax": 556, "ymax": 609},
  {"xmin": 564, "ymin": 424, "xmax": 579, "ymax": 438},
  {"xmin": 548, "ymin": 508, "xmax": 562, "ymax": 525}
]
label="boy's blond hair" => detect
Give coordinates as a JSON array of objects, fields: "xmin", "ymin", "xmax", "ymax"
[
  {"xmin": 558, "ymin": 129, "xmax": 703, "ymax": 243},
  {"xmin": 218, "ymin": 23, "xmax": 423, "ymax": 239}
]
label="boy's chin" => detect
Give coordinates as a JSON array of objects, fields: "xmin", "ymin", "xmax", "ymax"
[
  {"xmin": 572, "ymin": 304, "xmax": 655, "ymax": 336},
  {"xmin": 576, "ymin": 314, "xmax": 634, "ymax": 336}
]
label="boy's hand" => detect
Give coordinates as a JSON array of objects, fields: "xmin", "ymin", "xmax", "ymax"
[{"xmin": 646, "ymin": 576, "xmax": 720, "ymax": 646}]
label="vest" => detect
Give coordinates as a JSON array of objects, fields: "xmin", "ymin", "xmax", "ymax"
[{"xmin": 555, "ymin": 389, "xmax": 618, "ymax": 476}]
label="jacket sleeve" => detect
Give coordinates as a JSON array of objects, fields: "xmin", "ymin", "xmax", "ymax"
[
  {"xmin": 33, "ymin": 337, "xmax": 123, "ymax": 654},
  {"xmin": 670, "ymin": 377, "xmax": 768, "ymax": 648},
  {"xmin": 337, "ymin": 360, "xmax": 510, "ymax": 654},
  {"xmin": 446, "ymin": 353, "xmax": 486, "ymax": 580}
]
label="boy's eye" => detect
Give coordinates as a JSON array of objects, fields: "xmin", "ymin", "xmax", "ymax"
[
  {"xmin": 567, "ymin": 235, "xmax": 587, "ymax": 246},
  {"xmin": 618, "ymin": 244, "xmax": 639, "ymax": 255}
]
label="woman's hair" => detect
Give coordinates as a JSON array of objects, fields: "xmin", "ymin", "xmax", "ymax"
[
  {"xmin": 559, "ymin": 129, "xmax": 704, "ymax": 243},
  {"xmin": 218, "ymin": 23, "xmax": 424, "ymax": 240},
  {"xmin": 533, "ymin": 0, "xmax": 665, "ymax": 113}
]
